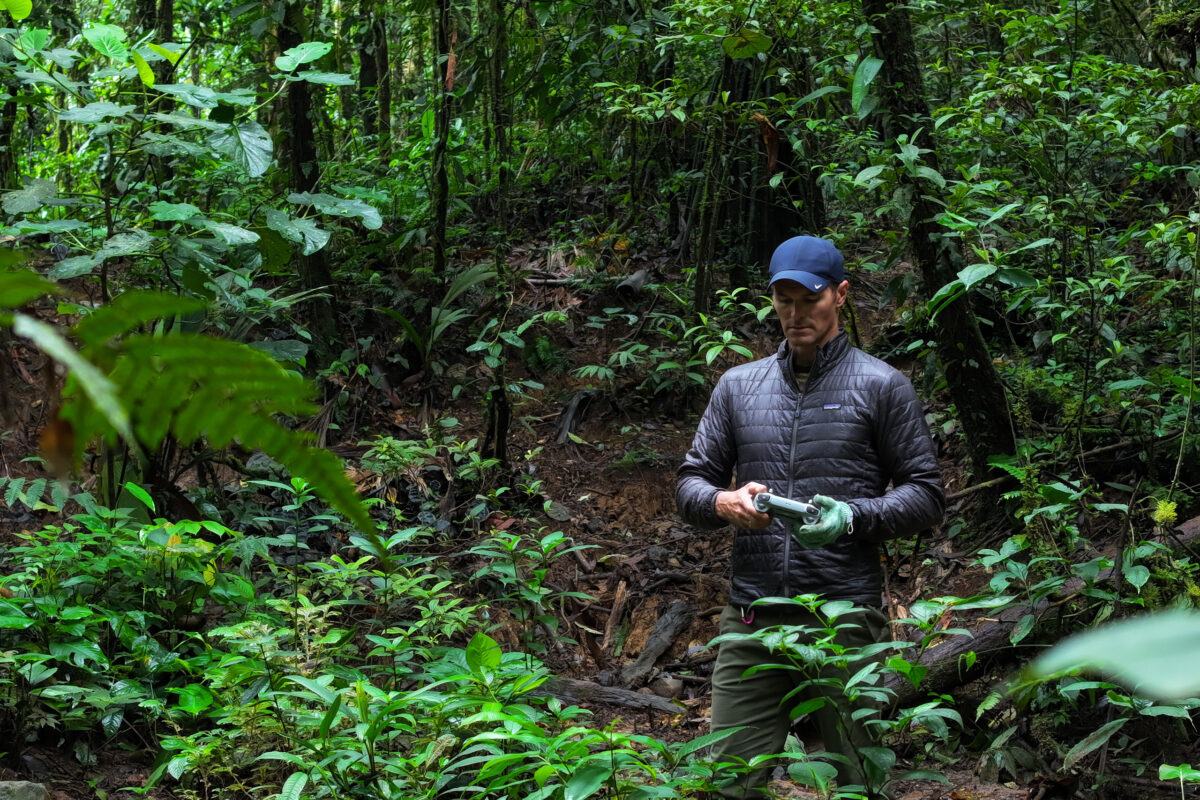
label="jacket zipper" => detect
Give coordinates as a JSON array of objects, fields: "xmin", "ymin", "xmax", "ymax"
[
  {"xmin": 782, "ymin": 344, "xmax": 826, "ymax": 598},
  {"xmin": 782, "ymin": 359, "xmax": 806, "ymax": 599}
]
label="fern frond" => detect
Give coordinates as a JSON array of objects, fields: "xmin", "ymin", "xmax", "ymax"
[
  {"xmin": 14, "ymin": 313, "xmax": 138, "ymax": 450},
  {"xmin": 73, "ymin": 291, "xmax": 206, "ymax": 350},
  {"xmin": 0, "ymin": 476, "xmax": 70, "ymax": 511},
  {"xmin": 3, "ymin": 272, "xmax": 384, "ymax": 566},
  {"xmin": 0, "ymin": 269, "xmax": 62, "ymax": 309},
  {"xmin": 60, "ymin": 330, "xmax": 391, "ymax": 567}
]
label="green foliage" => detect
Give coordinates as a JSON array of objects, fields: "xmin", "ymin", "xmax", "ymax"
[
  {"xmin": 1160, "ymin": 763, "xmax": 1200, "ymax": 800},
  {"xmin": 378, "ymin": 263, "xmax": 497, "ymax": 373},
  {"xmin": 0, "ymin": 494, "xmax": 253, "ymax": 749},
  {"xmin": 1028, "ymin": 610, "xmax": 1200, "ymax": 702},
  {"xmin": 466, "ymin": 529, "xmax": 595, "ymax": 655},
  {"xmin": 1, "ymin": 272, "xmax": 386, "ymax": 567},
  {"xmin": 710, "ymin": 595, "xmax": 959, "ymax": 798}
]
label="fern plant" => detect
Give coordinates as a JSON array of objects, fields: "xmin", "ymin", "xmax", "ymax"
[
  {"xmin": 0, "ymin": 476, "xmax": 70, "ymax": 511},
  {"xmin": 1, "ymin": 267, "xmax": 391, "ymax": 568}
]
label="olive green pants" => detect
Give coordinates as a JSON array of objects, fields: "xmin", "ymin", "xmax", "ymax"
[{"xmin": 709, "ymin": 603, "xmax": 889, "ymax": 798}]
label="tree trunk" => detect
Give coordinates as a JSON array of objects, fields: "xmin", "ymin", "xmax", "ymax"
[
  {"xmin": 357, "ymin": 0, "xmax": 379, "ymax": 140},
  {"xmin": 430, "ymin": 0, "xmax": 453, "ymax": 281},
  {"xmin": 863, "ymin": 0, "xmax": 1015, "ymax": 477},
  {"xmin": 281, "ymin": 0, "xmax": 338, "ymax": 362},
  {"xmin": 0, "ymin": 93, "xmax": 17, "ymax": 190},
  {"xmin": 374, "ymin": 15, "xmax": 391, "ymax": 162},
  {"xmin": 481, "ymin": 0, "xmax": 510, "ymax": 467}
]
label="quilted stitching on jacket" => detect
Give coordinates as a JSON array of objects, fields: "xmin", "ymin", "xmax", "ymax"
[{"xmin": 676, "ymin": 332, "xmax": 945, "ymax": 605}]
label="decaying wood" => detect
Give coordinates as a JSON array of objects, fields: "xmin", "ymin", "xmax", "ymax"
[
  {"xmin": 885, "ymin": 518, "xmax": 1200, "ymax": 708},
  {"xmin": 555, "ymin": 389, "xmax": 596, "ymax": 444},
  {"xmin": 541, "ymin": 676, "xmax": 683, "ymax": 715},
  {"xmin": 602, "ymin": 579, "xmax": 629, "ymax": 652},
  {"xmin": 616, "ymin": 268, "xmax": 649, "ymax": 299},
  {"xmin": 619, "ymin": 599, "xmax": 694, "ymax": 687}
]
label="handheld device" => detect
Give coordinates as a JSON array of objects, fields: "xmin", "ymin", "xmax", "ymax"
[{"xmin": 752, "ymin": 492, "xmax": 822, "ymax": 526}]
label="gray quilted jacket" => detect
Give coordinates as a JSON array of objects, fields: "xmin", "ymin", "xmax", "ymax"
[{"xmin": 676, "ymin": 332, "xmax": 944, "ymax": 606}]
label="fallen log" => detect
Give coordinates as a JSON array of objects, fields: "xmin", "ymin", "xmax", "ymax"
[
  {"xmin": 884, "ymin": 519, "xmax": 1200, "ymax": 708},
  {"xmin": 602, "ymin": 580, "xmax": 629, "ymax": 653},
  {"xmin": 541, "ymin": 676, "xmax": 683, "ymax": 715},
  {"xmin": 619, "ymin": 599, "xmax": 695, "ymax": 687}
]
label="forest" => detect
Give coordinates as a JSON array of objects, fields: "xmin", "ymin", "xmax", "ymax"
[{"xmin": 2, "ymin": 0, "xmax": 1200, "ymax": 797}]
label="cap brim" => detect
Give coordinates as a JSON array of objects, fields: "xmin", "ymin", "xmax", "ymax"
[{"xmin": 768, "ymin": 270, "xmax": 832, "ymax": 293}]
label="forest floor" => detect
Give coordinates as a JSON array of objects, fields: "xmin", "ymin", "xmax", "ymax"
[{"xmin": 0, "ymin": 248, "xmax": 1191, "ymax": 799}]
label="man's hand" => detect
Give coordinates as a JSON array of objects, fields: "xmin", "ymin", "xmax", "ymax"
[
  {"xmin": 715, "ymin": 483, "xmax": 771, "ymax": 529},
  {"xmin": 791, "ymin": 494, "xmax": 853, "ymax": 548}
]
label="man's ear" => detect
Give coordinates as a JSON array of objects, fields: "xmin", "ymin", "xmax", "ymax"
[{"xmin": 834, "ymin": 280, "xmax": 849, "ymax": 307}]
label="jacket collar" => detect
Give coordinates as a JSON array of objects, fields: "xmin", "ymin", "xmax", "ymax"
[{"xmin": 775, "ymin": 331, "xmax": 850, "ymax": 377}]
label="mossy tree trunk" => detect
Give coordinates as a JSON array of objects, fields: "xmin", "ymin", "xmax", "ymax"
[
  {"xmin": 430, "ymin": 0, "xmax": 453, "ymax": 281},
  {"xmin": 280, "ymin": 0, "xmax": 338, "ymax": 363},
  {"xmin": 863, "ymin": 0, "xmax": 1015, "ymax": 477}
]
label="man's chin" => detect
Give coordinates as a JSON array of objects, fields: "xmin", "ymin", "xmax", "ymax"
[{"xmin": 787, "ymin": 335, "xmax": 814, "ymax": 350}]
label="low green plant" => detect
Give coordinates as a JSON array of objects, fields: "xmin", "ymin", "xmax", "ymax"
[
  {"xmin": 466, "ymin": 529, "xmax": 594, "ymax": 655},
  {"xmin": 377, "ymin": 262, "xmax": 497, "ymax": 374},
  {"xmin": 709, "ymin": 595, "xmax": 957, "ymax": 799},
  {"xmin": 360, "ymin": 434, "xmax": 436, "ymax": 478},
  {"xmin": 0, "ymin": 487, "xmax": 256, "ymax": 755},
  {"xmin": 1009, "ymin": 610, "xmax": 1200, "ymax": 790},
  {"xmin": 1160, "ymin": 763, "xmax": 1200, "ymax": 800},
  {"xmin": 0, "ymin": 474, "xmax": 71, "ymax": 512}
]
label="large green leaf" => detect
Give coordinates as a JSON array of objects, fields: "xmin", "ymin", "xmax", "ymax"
[
  {"xmin": 130, "ymin": 50, "xmax": 155, "ymax": 86},
  {"xmin": 49, "ymin": 254, "xmax": 102, "ymax": 280},
  {"xmin": 43, "ymin": 47, "xmax": 81, "ymax": 69},
  {"xmin": 148, "ymin": 201, "xmax": 204, "ymax": 222},
  {"xmin": 156, "ymin": 84, "xmax": 255, "ymax": 109},
  {"xmin": 275, "ymin": 41, "xmax": 332, "ymax": 72},
  {"xmin": 6, "ymin": 219, "xmax": 85, "ymax": 235},
  {"xmin": 98, "ymin": 230, "xmax": 154, "ymax": 260},
  {"xmin": 852, "ymin": 56, "xmax": 884, "ymax": 115},
  {"xmin": 150, "ymin": 111, "xmax": 226, "ymax": 131},
  {"xmin": 959, "ymin": 263, "xmax": 997, "ymax": 290},
  {"xmin": 563, "ymin": 763, "xmax": 613, "ymax": 800},
  {"xmin": 2, "ymin": 177, "xmax": 56, "ymax": 214},
  {"xmin": 59, "ymin": 101, "xmax": 136, "ymax": 123},
  {"xmin": 721, "ymin": 28, "xmax": 772, "ymax": 59},
  {"xmin": 1, "ymin": 0, "xmax": 32, "ymax": 21},
  {"xmin": 288, "ymin": 192, "xmax": 382, "ymax": 230},
  {"xmin": 210, "ymin": 120, "xmax": 273, "ymax": 177},
  {"xmin": 265, "ymin": 209, "xmax": 330, "ymax": 255},
  {"xmin": 14, "ymin": 27, "xmax": 49, "ymax": 57},
  {"xmin": 294, "ymin": 70, "xmax": 354, "ymax": 85},
  {"xmin": 147, "ymin": 42, "xmax": 180, "ymax": 64},
  {"xmin": 1029, "ymin": 610, "xmax": 1200, "ymax": 700},
  {"xmin": 82, "ymin": 23, "xmax": 128, "ymax": 60},
  {"xmin": 204, "ymin": 221, "xmax": 260, "ymax": 246},
  {"xmin": 1063, "ymin": 718, "xmax": 1127, "ymax": 770},
  {"xmin": 279, "ymin": 771, "xmax": 308, "ymax": 800},
  {"xmin": 465, "ymin": 632, "xmax": 502, "ymax": 675}
]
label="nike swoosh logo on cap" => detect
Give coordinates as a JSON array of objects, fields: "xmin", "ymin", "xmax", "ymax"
[{"xmin": 813, "ymin": 283, "xmax": 824, "ymax": 290}]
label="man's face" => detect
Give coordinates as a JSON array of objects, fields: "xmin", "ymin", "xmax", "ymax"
[{"xmin": 771, "ymin": 279, "xmax": 848, "ymax": 363}]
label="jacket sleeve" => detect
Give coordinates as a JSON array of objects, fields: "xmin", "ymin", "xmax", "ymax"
[
  {"xmin": 846, "ymin": 372, "xmax": 945, "ymax": 542},
  {"xmin": 675, "ymin": 376, "xmax": 737, "ymax": 529}
]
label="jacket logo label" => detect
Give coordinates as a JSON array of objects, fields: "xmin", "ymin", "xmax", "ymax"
[{"xmin": 823, "ymin": 403, "xmax": 841, "ymax": 410}]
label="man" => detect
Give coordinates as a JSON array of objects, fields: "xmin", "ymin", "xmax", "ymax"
[{"xmin": 675, "ymin": 235, "xmax": 945, "ymax": 798}]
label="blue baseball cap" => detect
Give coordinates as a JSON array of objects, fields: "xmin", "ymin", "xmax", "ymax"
[{"xmin": 768, "ymin": 236, "xmax": 845, "ymax": 292}]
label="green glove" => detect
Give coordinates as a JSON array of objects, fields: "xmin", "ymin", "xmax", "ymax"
[{"xmin": 790, "ymin": 494, "xmax": 853, "ymax": 549}]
